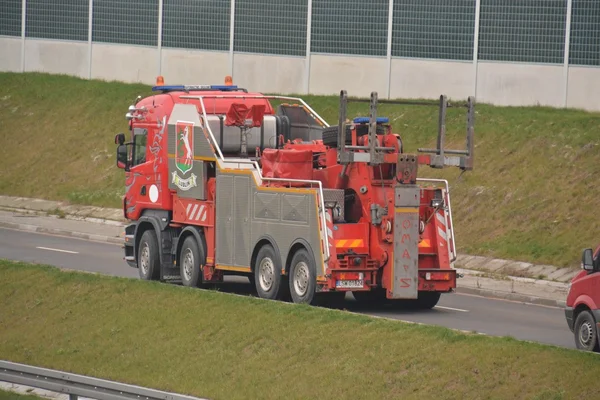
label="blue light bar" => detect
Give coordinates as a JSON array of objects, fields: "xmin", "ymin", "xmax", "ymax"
[
  {"xmin": 353, "ymin": 117, "xmax": 389, "ymax": 124},
  {"xmin": 151, "ymin": 84, "xmax": 240, "ymax": 92}
]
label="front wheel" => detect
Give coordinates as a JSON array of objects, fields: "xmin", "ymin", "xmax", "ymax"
[
  {"xmin": 179, "ymin": 235, "xmax": 207, "ymax": 288},
  {"xmin": 574, "ymin": 310, "xmax": 600, "ymax": 352},
  {"xmin": 289, "ymin": 248, "xmax": 317, "ymax": 305}
]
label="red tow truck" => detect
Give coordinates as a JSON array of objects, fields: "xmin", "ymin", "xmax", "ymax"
[
  {"xmin": 114, "ymin": 76, "xmax": 475, "ymax": 308},
  {"xmin": 565, "ymin": 245, "xmax": 600, "ymax": 351}
]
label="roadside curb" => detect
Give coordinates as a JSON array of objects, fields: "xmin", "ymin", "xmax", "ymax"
[
  {"xmin": 0, "ymin": 221, "xmax": 123, "ymax": 246},
  {"xmin": 455, "ymin": 286, "xmax": 566, "ymax": 308},
  {"xmin": 0, "ymin": 205, "xmax": 125, "ymax": 227}
]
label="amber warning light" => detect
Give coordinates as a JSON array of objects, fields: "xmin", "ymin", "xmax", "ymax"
[{"xmin": 156, "ymin": 75, "xmax": 165, "ymax": 85}]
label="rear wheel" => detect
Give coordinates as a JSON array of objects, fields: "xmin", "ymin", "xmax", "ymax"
[
  {"xmin": 390, "ymin": 292, "xmax": 442, "ymax": 310},
  {"xmin": 289, "ymin": 248, "xmax": 317, "ymax": 305},
  {"xmin": 180, "ymin": 235, "xmax": 207, "ymax": 288},
  {"xmin": 415, "ymin": 292, "xmax": 441, "ymax": 310},
  {"xmin": 574, "ymin": 310, "xmax": 600, "ymax": 352},
  {"xmin": 138, "ymin": 229, "xmax": 160, "ymax": 281},
  {"xmin": 254, "ymin": 244, "xmax": 283, "ymax": 300},
  {"xmin": 352, "ymin": 288, "xmax": 388, "ymax": 307}
]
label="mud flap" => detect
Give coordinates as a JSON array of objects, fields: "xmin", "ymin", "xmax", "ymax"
[{"xmin": 390, "ymin": 186, "xmax": 420, "ymax": 299}]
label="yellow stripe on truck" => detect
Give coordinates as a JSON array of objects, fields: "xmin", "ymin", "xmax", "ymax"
[{"xmin": 335, "ymin": 239, "xmax": 365, "ymax": 248}]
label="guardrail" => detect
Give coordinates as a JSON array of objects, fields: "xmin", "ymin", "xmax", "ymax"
[{"xmin": 0, "ymin": 360, "xmax": 207, "ymax": 400}]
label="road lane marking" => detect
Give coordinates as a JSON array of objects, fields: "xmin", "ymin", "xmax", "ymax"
[
  {"xmin": 435, "ymin": 305, "xmax": 469, "ymax": 312},
  {"xmin": 36, "ymin": 246, "xmax": 79, "ymax": 254},
  {"xmin": 455, "ymin": 292, "xmax": 562, "ymax": 310}
]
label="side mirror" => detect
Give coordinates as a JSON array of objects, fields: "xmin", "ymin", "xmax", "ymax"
[
  {"xmin": 115, "ymin": 133, "xmax": 126, "ymax": 145},
  {"xmin": 117, "ymin": 144, "xmax": 130, "ymax": 170},
  {"xmin": 582, "ymin": 248, "xmax": 594, "ymax": 271}
]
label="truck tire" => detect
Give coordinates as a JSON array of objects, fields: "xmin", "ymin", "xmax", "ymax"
[
  {"xmin": 352, "ymin": 288, "xmax": 388, "ymax": 307},
  {"xmin": 574, "ymin": 310, "xmax": 600, "ymax": 352},
  {"xmin": 254, "ymin": 244, "xmax": 283, "ymax": 300},
  {"xmin": 289, "ymin": 248, "xmax": 317, "ymax": 305},
  {"xmin": 389, "ymin": 292, "xmax": 441, "ymax": 310},
  {"xmin": 179, "ymin": 235, "xmax": 206, "ymax": 288},
  {"xmin": 138, "ymin": 229, "xmax": 160, "ymax": 281},
  {"xmin": 415, "ymin": 291, "xmax": 441, "ymax": 310}
]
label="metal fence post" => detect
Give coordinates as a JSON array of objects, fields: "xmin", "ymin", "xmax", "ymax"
[
  {"xmin": 229, "ymin": 0, "xmax": 235, "ymax": 77},
  {"xmin": 88, "ymin": 0, "xmax": 93, "ymax": 79},
  {"xmin": 563, "ymin": 0, "xmax": 573, "ymax": 108},
  {"xmin": 385, "ymin": 0, "xmax": 394, "ymax": 99},
  {"xmin": 473, "ymin": 0, "xmax": 481, "ymax": 100},
  {"xmin": 158, "ymin": 0, "xmax": 163, "ymax": 77},
  {"xmin": 304, "ymin": 0, "xmax": 312, "ymax": 94},
  {"xmin": 20, "ymin": 0, "xmax": 26, "ymax": 72}
]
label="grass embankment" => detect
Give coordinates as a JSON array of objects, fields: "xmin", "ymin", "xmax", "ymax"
[
  {"xmin": 1, "ymin": 72, "xmax": 599, "ymax": 267},
  {"xmin": 0, "ymin": 389, "xmax": 45, "ymax": 400},
  {"xmin": 0, "ymin": 389, "xmax": 46, "ymax": 400},
  {"xmin": 1, "ymin": 260, "xmax": 600, "ymax": 400}
]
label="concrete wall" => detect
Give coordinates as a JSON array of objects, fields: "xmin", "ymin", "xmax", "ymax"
[
  {"xmin": 90, "ymin": 43, "xmax": 157, "ymax": 84},
  {"xmin": 161, "ymin": 48, "xmax": 229, "ymax": 86},
  {"xmin": 0, "ymin": 37, "xmax": 21, "ymax": 72},
  {"xmin": 233, "ymin": 53, "xmax": 305, "ymax": 95},
  {"xmin": 1, "ymin": 37, "xmax": 599, "ymax": 112},
  {"xmin": 25, "ymin": 39, "xmax": 88, "ymax": 79},
  {"xmin": 390, "ymin": 59, "xmax": 474, "ymax": 100},
  {"xmin": 567, "ymin": 66, "xmax": 600, "ymax": 111},
  {"xmin": 476, "ymin": 62, "xmax": 565, "ymax": 108},
  {"xmin": 309, "ymin": 54, "xmax": 388, "ymax": 98}
]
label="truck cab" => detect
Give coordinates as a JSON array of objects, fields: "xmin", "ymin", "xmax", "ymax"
[{"xmin": 565, "ymin": 244, "xmax": 600, "ymax": 351}]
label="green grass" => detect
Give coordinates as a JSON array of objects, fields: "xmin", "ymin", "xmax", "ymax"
[
  {"xmin": 0, "ymin": 389, "xmax": 46, "ymax": 400},
  {"xmin": 1, "ymin": 72, "xmax": 599, "ymax": 267},
  {"xmin": 1, "ymin": 259, "xmax": 600, "ymax": 400}
]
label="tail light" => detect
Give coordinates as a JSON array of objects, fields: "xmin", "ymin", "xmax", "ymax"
[{"xmin": 425, "ymin": 272, "xmax": 451, "ymax": 281}]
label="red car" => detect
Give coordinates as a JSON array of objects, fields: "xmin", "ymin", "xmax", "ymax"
[{"xmin": 565, "ymin": 244, "xmax": 600, "ymax": 351}]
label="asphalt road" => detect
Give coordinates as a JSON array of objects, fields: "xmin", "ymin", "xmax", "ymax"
[{"xmin": 0, "ymin": 227, "xmax": 575, "ymax": 350}]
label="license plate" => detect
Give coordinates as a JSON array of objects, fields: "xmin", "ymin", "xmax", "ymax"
[{"xmin": 335, "ymin": 279, "xmax": 364, "ymax": 289}]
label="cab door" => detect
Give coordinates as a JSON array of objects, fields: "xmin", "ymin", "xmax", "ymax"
[{"xmin": 124, "ymin": 127, "xmax": 154, "ymax": 220}]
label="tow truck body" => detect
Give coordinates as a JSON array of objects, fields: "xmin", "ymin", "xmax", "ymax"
[{"xmin": 114, "ymin": 77, "xmax": 475, "ymax": 308}]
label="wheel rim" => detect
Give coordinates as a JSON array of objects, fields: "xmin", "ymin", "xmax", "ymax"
[
  {"xmin": 182, "ymin": 248, "xmax": 194, "ymax": 282},
  {"xmin": 258, "ymin": 257, "xmax": 275, "ymax": 292},
  {"xmin": 293, "ymin": 261, "xmax": 310, "ymax": 297},
  {"xmin": 140, "ymin": 242, "xmax": 149, "ymax": 275},
  {"xmin": 579, "ymin": 320, "xmax": 594, "ymax": 347}
]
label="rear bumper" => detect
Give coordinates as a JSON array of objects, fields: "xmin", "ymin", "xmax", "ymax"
[
  {"xmin": 418, "ymin": 269, "xmax": 457, "ymax": 291},
  {"xmin": 564, "ymin": 306, "xmax": 574, "ymax": 332}
]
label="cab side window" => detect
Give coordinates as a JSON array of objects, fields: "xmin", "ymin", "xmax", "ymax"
[{"xmin": 132, "ymin": 129, "xmax": 147, "ymax": 166}]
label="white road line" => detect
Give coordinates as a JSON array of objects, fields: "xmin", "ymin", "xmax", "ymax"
[
  {"xmin": 455, "ymin": 292, "xmax": 562, "ymax": 310},
  {"xmin": 435, "ymin": 305, "xmax": 469, "ymax": 313},
  {"xmin": 36, "ymin": 246, "xmax": 79, "ymax": 254}
]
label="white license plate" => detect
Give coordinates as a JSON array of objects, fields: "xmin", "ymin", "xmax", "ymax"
[{"xmin": 335, "ymin": 279, "xmax": 364, "ymax": 289}]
